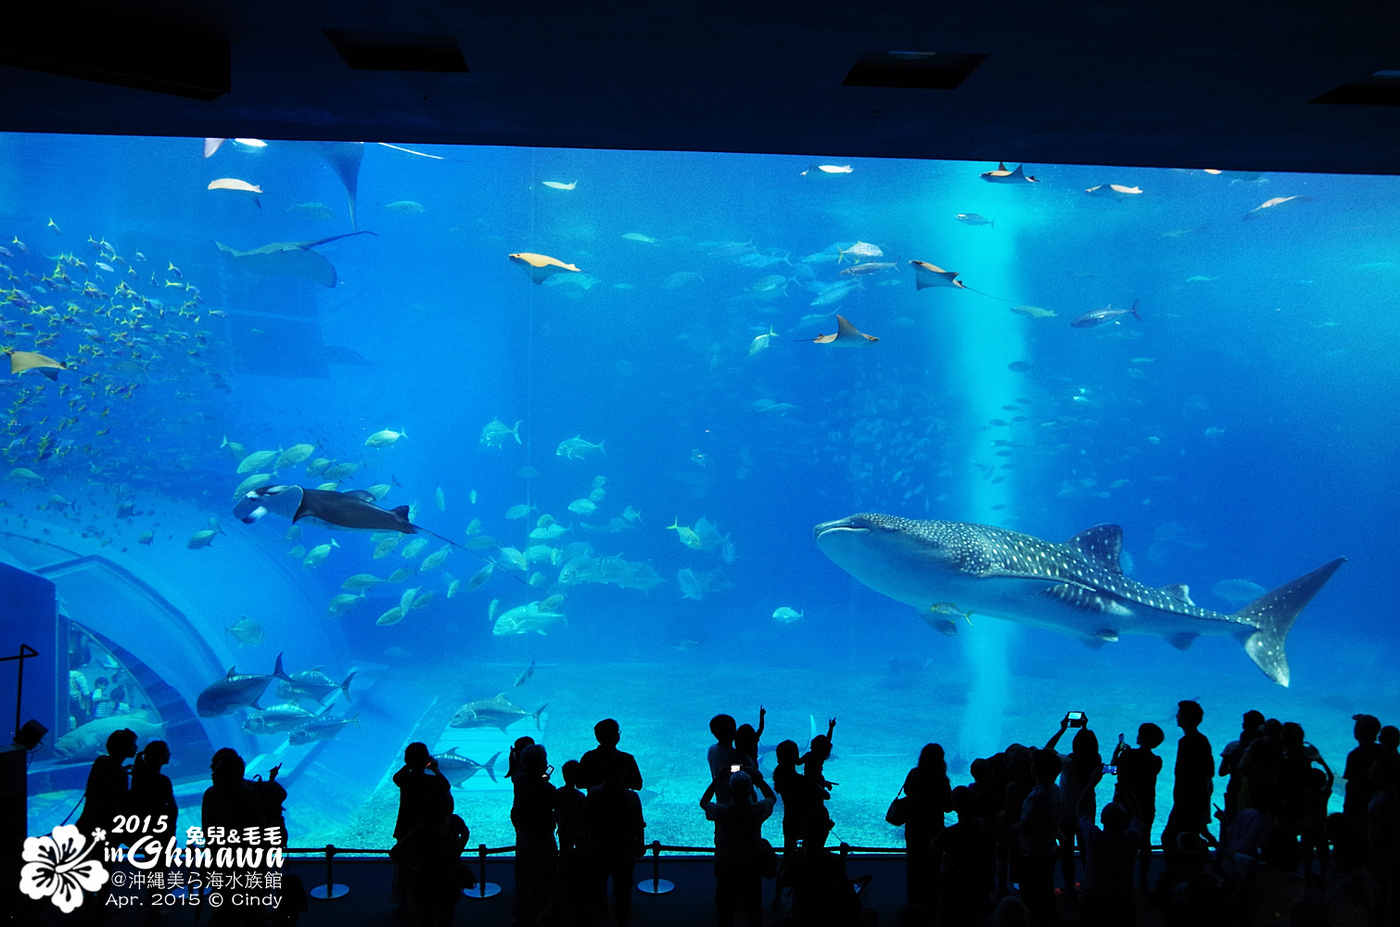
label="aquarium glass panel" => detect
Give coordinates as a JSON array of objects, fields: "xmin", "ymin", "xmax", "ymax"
[{"xmin": 2, "ymin": 135, "xmax": 1397, "ymax": 852}]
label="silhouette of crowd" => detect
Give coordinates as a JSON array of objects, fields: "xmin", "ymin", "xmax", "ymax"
[{"xmin": 62, "ymin": 699, "xmax": 1400, "ymax": 926}]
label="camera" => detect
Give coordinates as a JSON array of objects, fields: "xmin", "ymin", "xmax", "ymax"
[{"xmin": 1066, "ymin": 711, "xmax": 1087, "ymax": 727}]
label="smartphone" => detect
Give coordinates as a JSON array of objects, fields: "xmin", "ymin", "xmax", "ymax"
[
  {"xmin": 1066, "ymin": 711, "xmax": 1086, "ymax": 727},
  {"xmin": 730, "ymin": 764, "xmax": 741, "ymax": 773}
]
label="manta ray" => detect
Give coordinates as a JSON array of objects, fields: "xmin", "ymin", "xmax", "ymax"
[
  {"xmin": 236, "ymin": 485, "xmax": 522, "ymax": 581},
  {"xmin": 815, "ymin": 513, "xmax": 1344, "ymax": 686},
  {"xmin": 810, "ymin": 315, "xmax": 878, "ymax": 346},
  {"xmin": 214, "ymin": 231, "xmax": 376, "ymax": 288},
  {"xmin": 7, "ymin": 350, "xmax": 68, "ymax": 380},
  {"xmin": 908, "ymin": 260, "xmax": 1011, "ymax": 301}
]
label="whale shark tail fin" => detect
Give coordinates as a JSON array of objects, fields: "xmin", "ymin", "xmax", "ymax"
[{"xmin": 1236, "ymin": 557, "xmax": 1345, "ymax": 687}]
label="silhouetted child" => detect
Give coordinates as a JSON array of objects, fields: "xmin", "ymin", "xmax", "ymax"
[
  {"xmin": 734, "ymin": 705, "xmax": 765, "ymax": 770},
  {"xmin": 1112, "ymin": 722, "xmax": 1165, "ymax": 890},
  {"xmin": 552, "ymin": 760, "xmax": 590, "ymax": 927},
  {"xmin": 1381, "ymin": 725, "xmax": 1400, "ymax": 756},
  {"xmin": 1300, "ymin": 764, "xmax": 1334, "ymax": 881},
  {"xmin": 798, "ymin": 718, "xmax": 837, "ymax": 798},
  {"xmin": 770, "ymin": 739, "xmax": 805, "ymax": 909}
]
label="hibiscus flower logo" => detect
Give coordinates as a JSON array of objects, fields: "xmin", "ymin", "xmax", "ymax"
[{"xmin": 19, "ymin": 825, "xmax": 109, "ymax": 913}]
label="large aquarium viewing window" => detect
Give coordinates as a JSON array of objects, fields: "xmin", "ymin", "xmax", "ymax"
[{"xmin": 1, "ymin": 134, "xmax": 1397, "ymax": 852}]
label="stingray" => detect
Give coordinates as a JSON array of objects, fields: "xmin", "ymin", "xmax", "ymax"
[
  {"xmin": 980, "ymin": 162, "xmax": 1039, "ymax": 184},
  {"xmin": 810, "ymin": 315, "xmax": 878, "ymax": 346},
  {"xmin": 8, "ymin": 350, "xmax": 68, "ymax": 380},
  {"xmin": 214, "ymin": 231, "xmax": 376, "ymax": 288},
  {"xmin": 909, "ymin": 260, "xmax": 1011, "ymax": 302}
]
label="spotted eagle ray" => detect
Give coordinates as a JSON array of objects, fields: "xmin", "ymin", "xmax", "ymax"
[
  {"xmin": 236, "ymin": 485, "xmax": 523, "ymax": 582},
  {"xmin": 214, "ymin": 231, "xmax": 376, "ymax": 288},
  {"xmin": 814, "ymin": 514, "xmax": 1344, "ymax": 686}
]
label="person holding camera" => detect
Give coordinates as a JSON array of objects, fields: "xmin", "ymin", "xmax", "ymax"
[
  {"xmin": 391, "ymin": 742, "xmax": 452, "ymax": 906},
  {"xmin": 1045, "ymin": 711, "xmax": 1101, "ymax": 900}
]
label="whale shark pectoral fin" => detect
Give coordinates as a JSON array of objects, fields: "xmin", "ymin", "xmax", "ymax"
[
  {"xmin": 920, "ymin": 614, "xmax": 959, "ymax": 636},
  {"xmin": 1159, "ymin": 583, "xmax": 1194, "ymax": 606},
  {"xmin": 1168, "ymin": 632, "xmax": 1199, "ymax": 651},
  {"xmin": 1066, "ymin": 524, "xmax": 1124, "ymax": 574}
]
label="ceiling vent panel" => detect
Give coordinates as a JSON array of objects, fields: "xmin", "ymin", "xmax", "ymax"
[
  {"xmin": 842, "ymin": 51, "xmax": 986, "ymax": 90},
  {"xmin": 324, "ymin": 29, "xmax": 469, "ymax": 73},
  {"xmin": 1311, "ymin": 70, "xmax": 1400, "ymax": 106}
]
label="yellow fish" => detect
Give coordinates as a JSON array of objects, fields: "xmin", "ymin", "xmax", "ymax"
[{"xmin": 508, "ymin": 252, "xmax": 582, "ymax": 284}]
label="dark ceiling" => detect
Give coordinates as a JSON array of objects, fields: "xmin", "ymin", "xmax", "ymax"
[{"xmin": 1, "ymin": 0, "xmax": 1398, "ymax": 174}]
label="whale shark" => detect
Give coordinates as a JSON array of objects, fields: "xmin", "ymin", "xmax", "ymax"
[{"xmin": 814, "ymin": 513, "xmax": 1344, "ymax": 686}]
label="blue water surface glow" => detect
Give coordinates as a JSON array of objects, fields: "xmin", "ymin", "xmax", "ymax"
[{"xmin": 1, "ymin": 135, "xmax": 1397, "ymax": 851}]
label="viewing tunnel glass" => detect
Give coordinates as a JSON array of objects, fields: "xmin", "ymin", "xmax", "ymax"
[{"xmin": 1, "ymin": 134, "xmax": 1397, "ymax": 852}]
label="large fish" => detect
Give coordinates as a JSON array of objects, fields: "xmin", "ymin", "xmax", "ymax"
[
  {"xmin": 449, "ymin": 694, "xmax": 548, "ymax": 731},
  {"xmin": 196, "ymin": 654, "xmax": 294, "ymax": 717},
  {"xmin": 814, "ymin": 514, "xmax": 1343, "ymax": 687},
  {"xmin": 236, "ymin": 485, "xmax": 451, "ymax": 541}
]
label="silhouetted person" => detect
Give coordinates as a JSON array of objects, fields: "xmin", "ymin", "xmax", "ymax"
[
  {"xmin": 1046, "ymin": 713, "xmax": 1101, "ymax": 899},
  {"xmin": 202, "ymin": 750, "xmax": 267, "ymax": 925},
  {"xmin": 1112, "ymin": 722, "xmax": 1164, "ymax": 890},
  {"xmin": 701, "ymin": 768, "xmax": 776, "ymax": 927},
  {"xmin": 1218, "ymin": 709, "xmax": 1264, "ymax": 829},
  {"xmin": 710, "ymin": 714, "xmax": 752, "ymax": 804},
  {"xmin": 76, "ymin": 728, "xmax": 137, "ymax": 844},
  {"xmin": 1161, "ymin": 700, "xmax": 1212, "ymax": 869},
  {"xmin": 1012, "ymin": 748, "xmax": 1063, "ymax": 926},
  {"xmin": 583, "ymin": 758, "xmax": 645, "ymax": 926},
  {"xmin": 735, "ymin": 706, "xmax": 766, "ymax": 771},
  {"xmin": 771, "ymin": 739, "xmax": 809, "ymax": 909},
  {"xmin": 931, "ymin": 785, "xmax": 994, "ymax": 927},
  {"xmin": 507, "ymin": 735, "xmax": 536, "ymax": 785},
  {"xmin": 1381, "ymin": 725, "xmax": 1400, "ymax": 756},
  {"xmin": 579, "ymin": 718, "xmax": 643, "ymax": 792},
  {"xmin": 1076, "ymin": 767, "xmax": 1141, "ymax": 926},
  {"xmin": 1323, "ymin": 812, "xmax": 1377, "ymax": 925},
  {"xmin": 1149, "ymin": 833, "xmax": 1225, "ymax": 927},
  {"xmin": 551, "ymin": 760, "xmax": 590, "ymax": 927},
  {"xmin": 1344, "ymin": 712, "xmax": 1385, "ymax": 859},
  {"xmin": 1368, "ymin": 750, "xmax": 1400, "ymax": 923},
  {"xmin": 782, "ymin": 808, "xmax": 860, "ymax": 927},
  {"xmin": 798, "ymin": 719, "xmax": 837, "ymax": 800},
  {"xmin": 511, "ymin": 743, "xmax": 557, "ymax": 927},
  {"xmin": 1237, "ymin": 716, "xmax": 1284, "ymax": 820},
  {"xmin": 1001, "ymin": 744, "xmax": 1034, "ymax": 896},
  {"xmin": 125, "ymin": 740, "xmax": 176, "ymax": 857},
  {"xmin": 901, "ymin": 742, "xmax": 951, "ymax": 915},
  {"xmin": 392, "ymin": 742, "xmax": 452, "ymax": 906},
  {"xmin": 397, "ymin": 790, "xmax": 472, "ymax": 927}
]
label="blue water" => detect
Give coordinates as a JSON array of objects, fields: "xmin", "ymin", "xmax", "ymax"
[{"xmin": 2, "ymin": 135, "xmax": 1397, "ymax": 849}]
